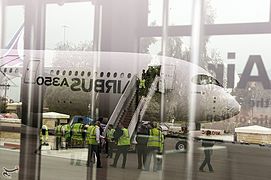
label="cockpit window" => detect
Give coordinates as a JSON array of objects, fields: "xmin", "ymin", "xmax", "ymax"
[{"xmin": 191, "ymin": 74, "xmax": 223, "ymax": 87}]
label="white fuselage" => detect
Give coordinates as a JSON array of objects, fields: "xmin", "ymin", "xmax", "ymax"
[{"xmin": 0, "ymin": 50, "xmax": 240, "ymax": 121}]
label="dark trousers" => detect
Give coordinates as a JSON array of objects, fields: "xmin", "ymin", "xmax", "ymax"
[
  {"xmin": 56, "ymin": 136, "xmax": 61, "ymax": 150},
  {"xmin": 65, "ymin": 138, "xmax": 70, "ymax": 149},
  {"xmin": 112, "ymin": 145, "xmax": 129, "ymax": 168},
  {"xmin": 87, "ymin": 144, "xmax": 101, "ymax": 167},
  {"xmin": 136, "ymin": 145, "xmax": 147, "ymax": 169},
  {"xmin": 107, "ymin": 142, "xmax": 115, "ymax": 158},
  {"xmin": 199, "ymin": 149, "xmax": 213, "ymax": 171},
  {"xmin": 145, "ymin": 147, "xmax": 159, "ymax": 171}
]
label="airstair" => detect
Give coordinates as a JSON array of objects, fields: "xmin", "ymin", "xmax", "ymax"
[
  {"xmin": 104, "ymin": 75, "xmax": 160, "ymax": 138},
  {"xmin": 103, "ymin": 75, "xmax": 138, "ymax": 133},
  {"xmin": 127, "ymin": 76, "xmax": 160, "ymax": 137}
]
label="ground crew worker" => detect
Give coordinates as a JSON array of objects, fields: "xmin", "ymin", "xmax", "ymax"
[
  {"xmin": 139, "ymin": 78, "xmax": 146, "ymax": 89},
  {"xmin": 110, "ymin": 123, "xmax": 130, "ymax": 169},
  {"xmin": 62, "ymin": 124, "xmax": 71, "ymax": 149},
  {"xmin": 87, "ymin": 121, "xmax": 103, "ymax": 168},
  {"xmin": 199, "ymin": 130, "xmax": 214, "ymax": 172},
  {"xmin": 71, "ymin": 121, "xmax": 83, "ymax": 146},
  {"xmin": 139, "ymin": 78, "xmax": 146, "ymax": 95},
  {"xmin": 106, "ymin": 124, "xmax": 115, "ymax": 158},
  {"xmin": 40, "ymin": 124, "xmax": 49, "ymax": 145},
  {"xmin": 55, "ymin": 124, "xmax": 63, "ymax": 150},
  {"xmin": 86, "ymin": 122, "xmax": 95, "ymax": 165},
  {"xmin": 145, "ymin": 68, "xmax": 151, "ymax": 88},
  {"xmin": 145, "ymin": 121, "xmax": 162, "ymax": 171},
  {"xmin": 142, "ymin": 69, "xmax": 146, "ymax": 79},
  {"xmin": 157, "ymin": 126, "xmax": 164, "ymax": 171},
  {"xmin": 139, "ymin": 69, "xmax": 147, "ymax": 96},
  {"xmin": 136, "ymin": 124, "xmax": 149, "ymax": 170},
  {"xmin": 35, "ymin": 124, "xmax": 49, "ymax": 154}
]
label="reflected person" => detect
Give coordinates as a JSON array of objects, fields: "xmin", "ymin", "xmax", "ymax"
[
  {"xmin": 199, "ymin": 130, "xmax": 214, "ymax": 172},
  {"xmin": 136, "ymin": 124, "xmax": 149, "ymax": 170}
]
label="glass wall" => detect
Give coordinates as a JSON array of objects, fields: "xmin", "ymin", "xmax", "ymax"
[
  {"xmin": 45, "ymin": 2, "xmax": 94, "ymax": 50},
  {"xmin": 1, "ymin": 0, "xmax": 271, "ymax": 180}
]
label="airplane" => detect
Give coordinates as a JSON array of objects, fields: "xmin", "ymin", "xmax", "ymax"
[{"xmin": 0, "ymin": 26, "xmax": 240, "ymax": 126}]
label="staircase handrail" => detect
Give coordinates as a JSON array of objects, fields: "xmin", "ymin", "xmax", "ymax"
[
  {"xmin": 139, "ymin": 76, "xmax": 160, "ymax": 122},
  {"xmin": 128, "ymin": 76, "xmax": 160, "ymax": 138},
  {"xmin": 104, "ymin": 75, "xmax": 138, "ymax": 134}
]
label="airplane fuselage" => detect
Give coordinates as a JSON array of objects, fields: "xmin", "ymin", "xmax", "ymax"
[{"xmin": 0, "ymin": 50, "xmax": 240, "ymax": 122}]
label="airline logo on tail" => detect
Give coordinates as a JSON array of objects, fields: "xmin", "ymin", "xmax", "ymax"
[{"xmin": 0, "ymin": 24, "xmax": 24, "ymax": 67}]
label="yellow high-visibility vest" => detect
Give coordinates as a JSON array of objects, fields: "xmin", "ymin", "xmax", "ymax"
[
  {"xmin": 89, "ymin": 125, "xmax": 99, "ymax": 145},
  {"xmin": 118, "ymin": 128, "xmax": 130, "ymax": 146},
  {"xmin": 147, "ymin": 128, "xmax": 161, "ymax": 148},
  {"xmin": 139, "ymin": 79, "xmax": 146, "ymax": 89}
]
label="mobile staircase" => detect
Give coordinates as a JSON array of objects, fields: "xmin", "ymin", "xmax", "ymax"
[{"xmin": 104, "ymin": 75, "xmax": 160, "ymax": 138}]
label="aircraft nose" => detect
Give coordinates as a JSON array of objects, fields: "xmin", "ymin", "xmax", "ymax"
[{"xmin": 227, "ymin": 98, "xmax": 241, "ymax": 116}]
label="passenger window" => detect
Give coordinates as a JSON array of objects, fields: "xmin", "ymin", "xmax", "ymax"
[
  {"xmin": 127, "ymin": 73, "xmax": 131, "ymax": 78},
  {"xmin": 56, "ymin": 70, "xmax": 60, "ymax": 75},
  {"xmin": 69, "ymin": 71, "xmax": 72, "ymax": 76},
  {"xmin": 15, "ymin": 68, "xmax": 19, "ymax": 73},
  {"xmin": 62, "ymin": 70, "xmax": 66, "ymax": 76},
  {"xmin": 50, "ymin": 70, "xmax": 54, "ymax": 75},
  {"xmin": 120, "ymin": 73, "xmax": 124, "ymax": 78},
  {"xmin": 107, "ymin": 72, "xmax": 110, "ymax": 77},
  {"xmin": 81, "ymin": 71, "xmax": 85, "ymax": 76},
  {"xmin": 9, "ymin": 68, "xmax": 13, "ymax": 73},
  {"xmin": 75, "ymin": 71, "xmax": 78, "ymax": 76},
  {"xmin": 113, "ymin": 72, "xmax": 117, "ymax": 78},
  {"xmin": 87, "ymin": 72, "xmax": 91, "ymax": 77},
  {"xmin": 4, "ymin": 68, "xmax": 7, "ymax": 73},
  {"xmin": 100, "ymin": 72, "xmax": 104, "ymax": 77}
]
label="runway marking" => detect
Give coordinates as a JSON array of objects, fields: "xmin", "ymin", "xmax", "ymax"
[
  {"xmin": 198, "ymin": 145, "xmax": 226, "ymax": 151},
  {"xmin": 164, "ymin": 149, "xmax": 186, "ymax": 155}
]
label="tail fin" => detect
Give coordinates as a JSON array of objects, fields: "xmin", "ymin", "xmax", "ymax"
[
  {"xmin": 1, "ymin": 23, "xmax": 24, "ymax": 66},
  {"xmin": 5, "ymin": 23, "xmax": 24, "ymax": 50}
]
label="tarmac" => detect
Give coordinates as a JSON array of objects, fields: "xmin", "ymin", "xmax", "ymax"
[{"xmin": 2, "ymin": 136, "xmax": 271, "ymax": 180}]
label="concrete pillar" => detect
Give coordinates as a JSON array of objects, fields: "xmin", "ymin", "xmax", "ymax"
[{"xmin": 19, "ymin": 0, "xmax": 46, "ymax": 180}]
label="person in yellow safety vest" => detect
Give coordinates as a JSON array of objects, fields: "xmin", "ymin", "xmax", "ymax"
[
  {"xmin": 35, "ymin": 124, "xmax": 49, "ymax": 154},
  {"xmin": 86, "ymin": 123, "xmax": 94, "ymax": 165},
  {"xmin": 139, "ymin": 79, "xmax": 146, "ymax": 89},
  {"xmin": 110, "ymin": 123, "xmax": 130, "ymax": 169},
  {"xmin": 145, "ymin": 121, "xmax": 162, "ymax": 171},
  {"xmin": 106, "ymin": 124, "xmax": 115, "ymax": 158},
  {"xmin": 55, "ymin": 124, "xmax": 63, "ymax": 150},
  {"xmin": 62, "ymin": 124, "xmax": 71, "ymax": 149},
  {"xmin": 86, "ymin": 121, "xmax": 103, "ymax": 168},
  {"xmin": 157, "ymin": 126, "xmax": 165, "ymax": 171},
  {"xmin": 71, "ymin": 122, "xmax": 83, "ymax": 146},
  {"xmin": 138, "ymin": 69, "xmax": 147, "ymax": 96},
  {"xmin": 40, "ymin": 124, "xmax": 49, "ymax": 145}
]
